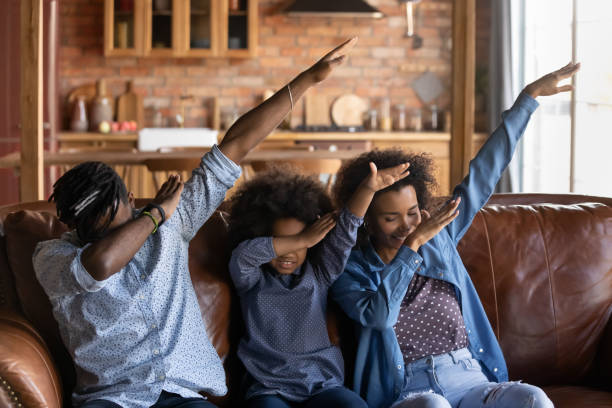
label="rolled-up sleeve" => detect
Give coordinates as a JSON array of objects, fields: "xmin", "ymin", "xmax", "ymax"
[
  {"xmin": 33, "ymin": 239, "xmax": 108, "ymax": 299},
  {"xmin": 171, "ymin": 145, "xmax": 242, "ymax": 241}
]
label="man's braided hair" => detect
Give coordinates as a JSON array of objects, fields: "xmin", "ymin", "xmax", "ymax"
[{"xmin": 49, "ymin": 161, "xmax": 128, "ymax": 243}]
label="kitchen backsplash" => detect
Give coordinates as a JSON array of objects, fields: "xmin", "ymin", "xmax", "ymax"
[{"xmin": 59, "ymin": 0, "xmax": 455, "ymax": 129}]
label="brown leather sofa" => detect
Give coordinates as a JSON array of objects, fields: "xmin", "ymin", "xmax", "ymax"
[{"xmin": 0, "ymin": 194, "xmax": 611, "ymax": 408}]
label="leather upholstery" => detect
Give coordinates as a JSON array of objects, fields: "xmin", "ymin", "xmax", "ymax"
[{"xmin": 0, "ymin": 194, "xmax": 610, "ymax": 407}]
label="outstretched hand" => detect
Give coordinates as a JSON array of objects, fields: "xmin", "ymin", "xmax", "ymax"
[
  {"xmin": 306, "ymin": 37, "xmax": 358, "ymax": 83},
  {"xmin": 524, "ymin": 62, "xmax": 581, "ymax": 98},
  {"xmin": 364, "ymin": 162, "xmax": 411, "ymax": 193}
]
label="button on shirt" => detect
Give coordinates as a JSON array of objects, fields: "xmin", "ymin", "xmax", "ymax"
[
  {"xmin": 331, "ymin": 93, "xmax": 539, "ymax": 408},
  {"xmin": 33, "ymin": 145, "xmax": 241, "ymax": 408},
  {"xmin": 229, "ymin": 208, "xmax": 362, "ymax": 402}
]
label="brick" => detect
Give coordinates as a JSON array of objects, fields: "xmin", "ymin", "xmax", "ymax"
[
  {"xmin": 349, "ymin": 57, "xmax": 382, "ymax": 68},
  {"xmin": 259, "ymin": 57, "xmax": 293, "ymax": 68},
  {"xmin": 119, "ymin": 66, "xmax": 152, "ymax": 77},
  {"xmin": 372, "ymin": 47, "xmax": 406, "ymax": 59},
  {"xmin": 261, "ymin": 36, "xmax": 296, "ymax": 47},
  {"xmin": 280, "ymin": 47, "xmax": 304, "ymax": 57},
  {"xmin": 306, "ymin": 26, "xmax": 340, "ymax": 37},
  {"xmin": 153, "ymin": 66, "xmax": 186, "ymax": 77}
]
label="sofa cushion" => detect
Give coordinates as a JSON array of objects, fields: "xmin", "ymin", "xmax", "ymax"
[{"xmin": 459, "ymin": 202, "xmax": 612, "ymax": 386}]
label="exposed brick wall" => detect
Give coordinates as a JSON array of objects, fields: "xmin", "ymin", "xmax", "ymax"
[{"xmin": 59, "ymin": 0, "xmax": 453, "ymax": 129}]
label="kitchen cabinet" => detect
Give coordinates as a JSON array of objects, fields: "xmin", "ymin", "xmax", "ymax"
[{"xmin": 104, "ymin": 0, "xmax": 258, "ymax": 58}]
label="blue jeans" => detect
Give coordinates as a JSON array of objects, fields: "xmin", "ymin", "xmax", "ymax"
[
  {"xmin": 246, "ymin": 386, "xmax": 368, "ymax": 408},
  {"xmin": 80, "ymin": 391, "xmax": 218, "ymax": 408},
  {"xmin": 392, "ymin": 348, "xmax": 553, "ymax": 408}
]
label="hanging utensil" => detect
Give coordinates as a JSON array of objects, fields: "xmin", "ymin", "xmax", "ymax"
[{"xmin": 400, "ymin": 0, "xmax": 423, "ymax": 49}]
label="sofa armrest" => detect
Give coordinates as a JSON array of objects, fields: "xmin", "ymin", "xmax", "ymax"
[{"xmin": 0, "ymin": 310, "xmax": 62, "ymax": 408}]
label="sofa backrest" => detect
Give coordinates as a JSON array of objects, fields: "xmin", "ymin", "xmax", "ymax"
[
  {"xmin": 458, "ymin": 197, "xmax": 612, "ymax": 386},
  {"xmin": 0, "ymin": 194, "xmax": 611, "ymax": 403}
]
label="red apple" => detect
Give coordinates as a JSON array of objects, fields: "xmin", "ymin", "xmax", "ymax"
[{"xmin": 111, "ymin": 121, "xmax": 120, "ymax": 133}]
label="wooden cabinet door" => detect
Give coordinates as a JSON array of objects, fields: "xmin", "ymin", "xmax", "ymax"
[
  {"xmin": 220, "ymin": 0, "xmax": 258, "ymax": 58},
  {"xmin": 104, "ymin": 0, "xmax": 145, "ymax": 56},
  {"xmin": 182, "ymin": 0, "xmax": 219, "ymax": 57},
  {"xmin": 143, "ymin": 0, "xmax": 181, "ymax": 57}
]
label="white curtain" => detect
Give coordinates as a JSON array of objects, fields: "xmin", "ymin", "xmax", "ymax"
[{"xmin": 489, "ymin": 0, "xmax": 522, "ymax": 192}]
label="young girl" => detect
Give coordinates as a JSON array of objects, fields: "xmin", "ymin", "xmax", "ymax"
[
  {"xmin": 227, "ymin": 161, "xmax": 410, "ymax": 408},
  {"xmin": 330, "ymin": 62, "xmax": 580, "ymax": 408}
]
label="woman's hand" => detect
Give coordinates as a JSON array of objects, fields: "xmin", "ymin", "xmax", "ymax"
[
  {"xmin": 363, "ymin": 162, "xmax": 410, "ymax": 193},
  {"xmin": 523, "ymin": 62, "xmax": 581, "ymax": 98},
  {"xmin": 305, "ymin": 37, "xmax": 358, "ymax": 84},
  {"xmin": 299, "ymin": 213, "xmax": 337, "ymax": 248},
  {"xmin": 404, "ymin": 197, "xmax": 461, "ymax": 252}
]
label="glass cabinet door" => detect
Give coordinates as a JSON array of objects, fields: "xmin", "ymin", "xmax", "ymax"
[
  {"xmin": 224, "ymin": 0, "xmax": 257, "ymax": 57},
  {"xmin": 105, "ymin": 0, "xmax": 143, "ymax": 55},
  {"xmin": 146, "ymin": 0, "xmax": 177, "ymax": 56},
  {"xmin": 186, "ymin": 0, "xmax": 216, "ymax": 56}
]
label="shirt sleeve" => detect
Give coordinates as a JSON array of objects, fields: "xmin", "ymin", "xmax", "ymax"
[
  {"xmin": 312, "ymin": 207, "xmax": 363, "ymax": 286},
  {"xmin": 446, "ymin": 92, "xmax": 539, "ymax": 243},
  {"xmin": 168, "ymin": 144, "xmax": 242, "ymax": 241},
  {"xmin": 33, "ymin": 239, "xmax": 109, "ymax": 299},
  {"xmin": 229, "ymin": 237, "xmax": 276, "ymax": 295},
  {"xmin": 330, "ymin": 246, "xmax": 422, "ymax": 330}
]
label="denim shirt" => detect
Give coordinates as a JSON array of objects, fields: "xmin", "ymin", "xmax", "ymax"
[
  {"xmin": 33, "ymin": 145, "xmax": 241, "ymax": 408},
  {"xmin": 330, "ymin": 93, "xmax": 539, "ymax": 408}
]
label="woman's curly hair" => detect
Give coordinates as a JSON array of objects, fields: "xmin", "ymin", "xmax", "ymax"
[
  {"xmin": 227, "ymin": 166, "xmax": 333, "ymax": 250},
  {"xmin": 333, "ymin": 148, "xmax": 438, "ymax": 212}
]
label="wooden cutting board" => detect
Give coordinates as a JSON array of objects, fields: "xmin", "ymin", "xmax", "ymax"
[
  {"xmin": 117, "ymin": 81, "xmax": 144, "ymax": 128},
  {"xmin": 331, "ymin": 94, "xmax": 367, "ymax": 127},
  {"xmin": 305, "ymin": 93, "xmax": 330, "ymax": 127}
]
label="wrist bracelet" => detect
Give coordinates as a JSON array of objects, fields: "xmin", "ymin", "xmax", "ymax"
[
  {"xmin": 287, "ymin": 83, "xmax": 294, "ymax": 110},
  {"xmin": 144, "ymin": 202, "xmax": 166, "ymax": 225},
  {"xmin": 142, "ymin": 211, "xmax": 158, "ymax": 234}
]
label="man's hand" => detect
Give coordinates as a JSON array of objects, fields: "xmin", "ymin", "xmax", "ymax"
[
  {"xmin": 524, "ymin": 62, "xmax": 581, "ymax": 98},
  {"xmin": 405, "ymin": 197, "xmax": 461, "ymax": 252},
  {"xmin": 151, "ymin": 174, "xmax": 184, "ymax": 221}
]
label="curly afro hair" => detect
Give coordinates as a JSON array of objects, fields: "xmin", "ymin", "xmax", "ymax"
[
  {"xmin": 333, "ymin": 148, "xmax": 438, "ymax": 212},
  {"xmin": 227, "ymin": 166, "xmax": 333, "ymax": 250}
]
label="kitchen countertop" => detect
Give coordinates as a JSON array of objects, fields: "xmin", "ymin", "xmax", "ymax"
[
  {"xmin": 0, "ymin": 148, "xmax": 369, "ymax": 169},
  {"xmin": 57, "ymin": 130, "xmax": 451, "ymax": 143}
]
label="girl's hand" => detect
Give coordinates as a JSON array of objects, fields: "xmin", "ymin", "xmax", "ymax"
[
  {"xmin": 404, "ymin": 197, "xmax": 461, "ymax": 252},
  {"xmin": 299, "ymin": 213, "xmax": 337, "ymax": 248},
  {"xmin": 305, "ymin": 37, "xmax": 358, "ymax": 84},
  {"xmin": 363, "ymin": 162, "xmax": 411, "ymax": 193},
  {"xmin": 523, "ymin": 62, "xmax": 580, "ymax": 98}
]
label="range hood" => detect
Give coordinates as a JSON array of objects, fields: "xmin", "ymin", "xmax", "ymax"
[{"xmin": 285, "ymin": 0, "xmax": 384, "ymax": 19}]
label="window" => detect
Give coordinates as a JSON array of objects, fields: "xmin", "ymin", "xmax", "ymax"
[{"xmin": 519, "ymin": 0, "xmax": 612, "ymax": 195}]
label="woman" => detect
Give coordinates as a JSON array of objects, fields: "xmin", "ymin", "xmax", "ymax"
[{"xmin": 330, "ymin": 62, "xmax": 580, "ymax": 408}]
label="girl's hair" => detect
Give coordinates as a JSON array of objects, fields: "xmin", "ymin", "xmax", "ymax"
[
  {"xmin": 227, "ymin": 166, "xmax": 333, "ymax": 250},
  {"xmin": 333, "ymin": 148, "xmax": 438, "ymax": 212},
  {"xmin": 49, "ymin": 161, "xmax": 128, "ymax": 243}
]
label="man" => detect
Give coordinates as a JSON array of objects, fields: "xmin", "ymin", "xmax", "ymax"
[{"xmin": 33, "ymin": 38, "xmax": 357, "ymax": 408}]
